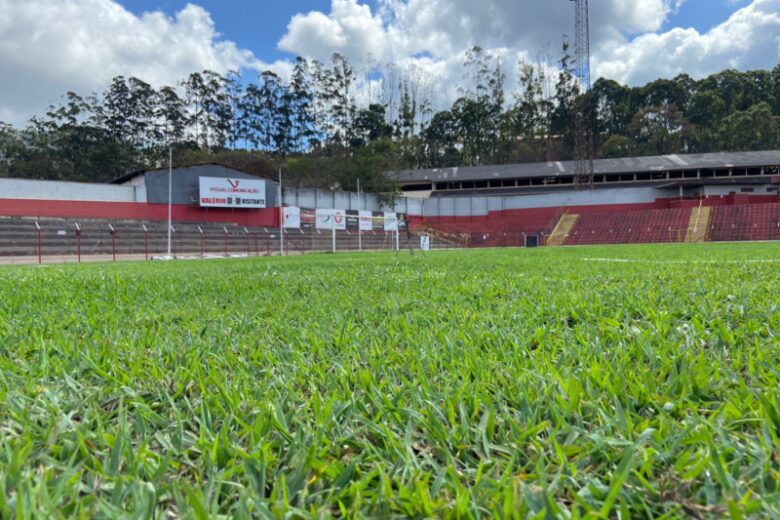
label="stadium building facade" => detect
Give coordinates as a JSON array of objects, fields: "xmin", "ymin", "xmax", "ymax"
[{"xmin": 0, "ymin": 151, "xmax": 779, "ymax": 257}]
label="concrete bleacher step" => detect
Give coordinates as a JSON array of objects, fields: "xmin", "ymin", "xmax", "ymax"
[
  {"xmin": 0, "ymin": 216, "xmax": 416, "ymax": 258},
  {"xmin": 547, "ymin": 214, "xmax": 579, "ymax": 246},
  {"xmin": 685, "ymin": 207, "xmax": 711, "ymax": 243}
]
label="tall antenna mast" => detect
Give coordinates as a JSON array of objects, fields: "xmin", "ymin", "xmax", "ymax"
[{"xmin": 571, "ymin": 0, "xmax": 594, "ymax": 189}]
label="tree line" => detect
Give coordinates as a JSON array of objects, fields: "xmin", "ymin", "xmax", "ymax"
[{"xmin": 1, "ymin": 45, "xmax": 779, "ymax": 191}]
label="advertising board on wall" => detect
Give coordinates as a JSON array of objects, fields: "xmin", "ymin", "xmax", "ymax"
[
  {"xmin": 301, "ymin": 209, "xmax": 316, "ymax": 227},
  {"xmin": 283, "ymin": 206, "xmax": 301, "ymax": 228},
  {"xmin": 199, "ymin": 177, "xmax": 266, "ymax": 208},
  {"xmin": 383, "ymin": 212, "xmax": 399, "ymax": 231},
  {"xmin": 359, "ymin": 210, "xmax": 373, "ymax": 231},
  {"xmin": 315, "ymin": 209, "xmax": 347, "ymax": 230}
]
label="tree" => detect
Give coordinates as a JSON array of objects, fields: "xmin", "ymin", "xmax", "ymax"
[
  {"xmin": 0, "ymin": 122, "xmax": 22, "ymax": 177},
  {"xmin": 290, "ymin": 57, "xmax": 317, "ymax": 152},
  {"xmin": 718, "ymin": 102, "xmax": 779, "ymax": 151},
  {"xmin": 456, "ymin": 46, "xmax": 505, "ymax": 164},
  {"xmin": 551, "ymin": 39, "xmax": 579, "ymax": 160},
  {"xmin": 686, "ymin": 90, "xmax": 726, "ymax": 152},
  {"xmin": 156, "ymin": 86, "xmax": 187, "ymax": 146},
  {"xmin": 591, "ymin": 78, "xmax": 632, "ymax": 139},
  {"xmin": 182, "ymin": 70, "xmax": 231, "ymax": 149},
  {"xmin": 423, "ymin": 110, "xmax": 459, "ymax": 167},
  {"xmin": 353, "ymin": 104, "xmax": 393, "ymax": 146},
  {"xmin": 629, "ymin": 104, "xmax": 691, "ymax": 155}
]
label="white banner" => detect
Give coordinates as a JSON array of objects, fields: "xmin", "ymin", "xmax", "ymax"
[
  {"xmin": 316, "ymin": 209, "xmax": 347, "ymax": 230},
  {"xmin": 199, "ymin": 177, "xmax": 266, "ymax": 208},
  {"xmin": 383, "ymin": 212, "xmax": 399, "ymax": 231},
  {"xmin": 283, "ymin": 206, "xmax": 300, "ymax": 229},
  {"xmin": 420, "ymin": 235, "xmax": 431, "ymax": 251},
  {"xmin": 359, "ymin": 210, "xmax": 373, "ymax": 231}
]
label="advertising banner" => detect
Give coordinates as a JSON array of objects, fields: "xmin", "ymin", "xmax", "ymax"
[
  {"xmin": 301, "ymin": 209, "xmax": 316, "ymax": 227},
  {"xmin": 199, "ymin": 177, "xmax": 266, "ymax": 208},
  {"xmin": 359, "ymin": 211, "xmax": 373, "ymax": 231},
  {"xmin": 283, "ymin": 206, "xmax": 300, "ymax": 229},
  {"xmin": 315, "ymin": 209, "xmax": 347, "ymax": 230},
  {"xmin": 346, "ymin": 210, "xmax": 359, "ymax": 231},
  {"xmin": 383, "ymin": 212, "xmax": 399, "ymax": 231}
]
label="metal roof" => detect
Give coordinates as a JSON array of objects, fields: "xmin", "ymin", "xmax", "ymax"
[
  {"xmin": 110, "ymin": 162, "xmax": 271, "ymax": 185},
  {"xmin": 388, "ymin": 150, "xmax": 780, "ymax": 184}
]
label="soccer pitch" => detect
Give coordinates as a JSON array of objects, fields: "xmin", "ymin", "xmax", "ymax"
[{"xmin": 1, "ymin": 244, "xmax": 779, "ymax": 518}]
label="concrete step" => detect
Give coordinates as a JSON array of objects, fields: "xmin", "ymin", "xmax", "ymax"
[{"xmin": 546, "ymin": 214, "xmax": 580, "ymax": 246}]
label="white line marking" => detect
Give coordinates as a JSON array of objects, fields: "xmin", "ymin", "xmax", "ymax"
[{"xmin": 583, "ymin": 257, "xmax": 780, "ymax": 265}]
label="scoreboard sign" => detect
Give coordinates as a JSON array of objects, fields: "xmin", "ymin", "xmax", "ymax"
[{"xmin": 199, "ymin": 177, "xmax": 266, "ymax": 208}]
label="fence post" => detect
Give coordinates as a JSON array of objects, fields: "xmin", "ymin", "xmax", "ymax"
[
  {"xmin": 142, "ymin": 225, "xmax": 148, "ymax": 260},
  {"xmin": 244, "ymin": 227, "xmax": 250, "ymax": 256},
  {"xmin": 223, "ymin": 226, "xmax": 229, "ymax": 257},
  {"xmin": 171, "ymin": 225, "xmax": 176, "ymax": 259},
  {"xmin": 35, "ymin": 221, "xmax": 42, "ymax": 264},
  {"xmin": 108, "ymin": 224, "xmax": 116, "ymax": 261},
  {"xmin": 75, "ymin": 223, "xmax": 81, "ymax": 263},
  {"xmin": 198, "ymin": 226, "xmax": 204, "ymax": 257}
]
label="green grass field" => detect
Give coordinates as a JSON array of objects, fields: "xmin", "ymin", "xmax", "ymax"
[{"xmin": 1, "ymin": 244, "xmax": 780, "ymax": 518}]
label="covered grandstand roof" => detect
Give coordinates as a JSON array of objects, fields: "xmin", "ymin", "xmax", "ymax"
[{"xmin": 389, "ymin": 150, "xmax": 780, "ymax": 184}]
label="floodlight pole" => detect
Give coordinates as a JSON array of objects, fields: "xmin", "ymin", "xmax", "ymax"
[
  {"xmin": 357, "ymin": 178, "xmax": 362, "ymax": 252},
  {"xmin": 167, "ymin": 146, "xmax": 173, "ymax": 257},
  {"xmin": 278, "ymin": 167, "xmax": 284, "ymax": 256}
]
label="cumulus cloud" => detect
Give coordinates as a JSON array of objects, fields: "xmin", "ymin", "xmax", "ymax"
[
  {"xmin": 1, "ymin": 0, "xmax": 778, "ymax": 126},
  {"xmin": 278, "ymin": 0, "xmax": 780, "ymax": 104},
  {"xmin": 598, "ymin": 0, "xmax": 780, "ymax": 84},
  {"xmin": 0, "ymin": 0, "xmax": 266, "ymax": 125}
]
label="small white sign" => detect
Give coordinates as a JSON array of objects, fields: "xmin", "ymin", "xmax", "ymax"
[
  {"xmin": 359, "ymin": 210, "xmax": 373, "ymax": 231},
  {"xmin": 383, "ymin": 212, "xmax": 399, "ymax": 231},
  {"xmin": 283, "ymin": 206, "xmax": 301, "ymax": 229},
  {"xmin": 420, "ymin": 235, "xmax": 431, "ymax": 251},
  {"xmin": 199, "ymin": 177, "xmax": 266, "ymax": 208},
  {"xmin": 316, "ymin": 209, "xmax": 347, "ymax": 230}
]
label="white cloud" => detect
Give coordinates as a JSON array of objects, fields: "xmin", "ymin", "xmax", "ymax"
[
  {"xmin": 1, "ymin": 0, "xmax": 778, "ymax": 127},
  {"xmin": 277, "ymin": 0, "xmax": 780, "ymax": 107},
  {"xmin": 0, "ymin": 0, "xmax": 266, "ymax": 125},
  {"xmin": 598, "ymin": 0, "xmax": 780, "ymax": 84}
]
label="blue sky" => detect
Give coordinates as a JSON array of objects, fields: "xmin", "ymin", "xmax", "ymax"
[
  {"xmin": 120, "ymin": 1, "xmax": 347, "ymax": 63},
  {"xmin": 664, "ymin": 0, "xmax": 752, "ymax": 31},
  {"xmin": 1, "ymin": 0, "xmax": 778, "ymax": 125}
]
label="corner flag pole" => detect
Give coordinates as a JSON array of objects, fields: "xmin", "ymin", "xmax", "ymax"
[
  {"xmin": 167, "ymin": 146, "xmax": 172, "ymax": 257},
  {"xmin": 278, "ymin": 167, "xmax": 284, "ymax": 256}
]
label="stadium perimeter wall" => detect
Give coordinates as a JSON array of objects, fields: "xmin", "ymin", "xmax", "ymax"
[
  {"xmin": 2, "ymin": 177, "xmax": 779, "ymax": 230},
  {"xmin": 0, "ymin": 199, "xmax": 280, "ymax": 227},
  {"xmin": 0, "ymin": 178, "xmax": 144, "ymax": 203}
]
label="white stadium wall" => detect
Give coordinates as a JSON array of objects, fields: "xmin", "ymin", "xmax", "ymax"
[
  {"xmin": 419, "ymin": 187, "xmax": 663, "ymax": 217},
  {"xmin": 0, "ymin": 178, "xmax": 145, "ymax": 203}
]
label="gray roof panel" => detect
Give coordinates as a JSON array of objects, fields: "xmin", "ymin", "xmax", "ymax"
[{"xmin": 389, "ymin": 150, "xmax": 780, "ymax": 183}]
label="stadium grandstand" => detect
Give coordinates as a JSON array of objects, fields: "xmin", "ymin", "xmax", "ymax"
[{"xmin": 1, "ymin": 150, "xmax": 780, "ymax": 260}]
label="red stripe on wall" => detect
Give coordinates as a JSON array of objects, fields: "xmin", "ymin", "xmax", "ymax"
[{"xmin": 0, "ymin": 199, "xmax": 279, "ymax": 226}]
